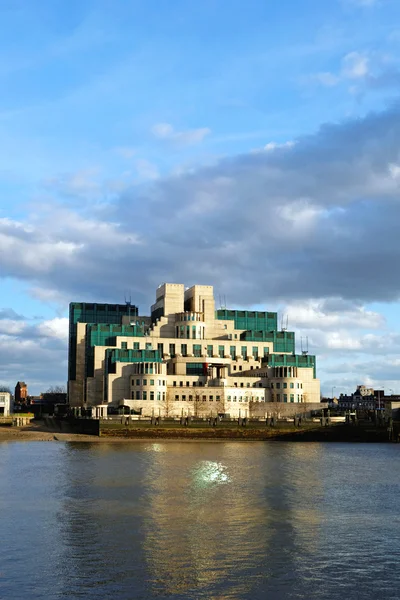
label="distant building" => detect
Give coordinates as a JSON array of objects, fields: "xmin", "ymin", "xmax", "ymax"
[
  {"xmin": 338, "ymin": 385, "xmax": 381, "ymax": 411},
  {"xmin": 385, "ymin": 401, "xmax": 400, "ymax": 421},
  {"xmin": 0, "ymin": 391, "xmax": 12, "ymax": 416},
  {"xmin": 68, "ymin": 283, "xmax": 321, "ymax": 418},
  {"xmin": 14, "ymin": 381, "xmax": 28, "ymax": 404}
]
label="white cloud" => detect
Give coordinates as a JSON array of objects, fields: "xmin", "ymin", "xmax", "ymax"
[
  {"xmin": 313, "ymin": 72, "xmax": 340, "ymax": 87},
  {"xmin": 0, "ymin": 319, "xmax": 26, "ymax": 336},
  {"xmin": 113, "ymin": 146, "xmax": 137, "ymax": 159},
  {"xmin": 151, "ymin": 122, "xmax": 211, "ymax": 145},
  {"xmin": 135, "ymin": 159, "xmax": 159, "ymax": 180},
  {"xmin": 347, "ymin": 0, "xmax": 378, "ymax": 6},
  {"xmin": 37, "ymin": 318, "xmax": 69, "ymax": 340},
  {"xmin": 44, "ymin": 168, "xmax": 101, "ymax": 199},
  {"xmin": 389, "ymin": 163, "xmax": 400, "ymax": 180},
  {"xmin": 3, "ymin": 104, "xmax": 400, "ymax": 315},
  {"xmin": 0, "ymin": 318, "xmax": 68, "ymax": 393},
  {"xmin": 342, "ymin": 52, "xmax": 369, "ymax": 79},
  {"xmin": 264, "ymin": 141, "xmax": 295, "ymax": 151},
  {"xmin": 284, "ymin": 299, "xmax": 385, "ymax": 331},
  {"xmin": 310, "ymin": 52, "xmax": 369, "ymax": 88}
]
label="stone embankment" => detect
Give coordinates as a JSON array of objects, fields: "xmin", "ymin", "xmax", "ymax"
[{"xmin": 0, "ymin": 420, "xmax": 395, "ymax": 443}]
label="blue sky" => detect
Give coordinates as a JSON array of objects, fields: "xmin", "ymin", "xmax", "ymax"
[{"xmin": 1, "ymin": 0, "xmax": 400, "ymax": 394}]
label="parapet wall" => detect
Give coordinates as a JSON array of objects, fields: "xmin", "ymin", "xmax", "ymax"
[{"xmin": 260, "ymin": 402, "xmax": 327, "ymax": 418}]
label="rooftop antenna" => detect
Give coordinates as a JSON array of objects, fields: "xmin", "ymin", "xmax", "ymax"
[
  {"xmin": 124, "ymin": 291, "xmax": 132, "ymax": 321},
  {"xmin": 301, "ymin": 336, "xmax": 309, "ymax": 355}
]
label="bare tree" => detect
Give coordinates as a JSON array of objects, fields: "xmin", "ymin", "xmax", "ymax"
[
  {"xmin": 46, "ymin": 385, "xmax": 67, "ymax": 394},
  {"xmin": 0, "ymin": 385, "xmax": 11, "ymax": 393}
]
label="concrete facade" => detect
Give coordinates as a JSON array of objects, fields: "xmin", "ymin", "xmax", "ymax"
[
  {"xmin": 0, "ymin": 391, "xmax": 12, "ymax": 416},
  {"xmin": 68, "ymin": 283, "xmax": 321, "ymax": 417}
]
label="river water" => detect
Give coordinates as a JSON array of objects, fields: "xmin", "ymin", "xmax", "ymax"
[{"xmin": 0, "ymin": 441, "xmax": 399, "ymax": 600}]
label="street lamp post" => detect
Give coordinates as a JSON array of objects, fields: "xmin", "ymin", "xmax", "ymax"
[{"xmin": 377, "ymin": 388, "xmax": 384, "ymax": 411}]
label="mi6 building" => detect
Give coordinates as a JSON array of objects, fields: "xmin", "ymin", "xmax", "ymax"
[{"xmin": 68, "ymin": 284, "xmax": 320, "ymax": 418}]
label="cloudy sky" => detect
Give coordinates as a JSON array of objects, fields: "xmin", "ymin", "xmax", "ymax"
[{"xmin": 1, "ymin": 0, "xmax": 400, "ymax": 395}]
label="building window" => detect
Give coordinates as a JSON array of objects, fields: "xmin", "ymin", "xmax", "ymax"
[
  {"xmin": 180, "ymin": 381, "xmax": 183, "ymax": 387},
  {"xmin": 181, "ymin": 343, "xmax": 187, "ymax": 357},
  {"xmin": 233, "ymin": 365, "xmax": 236, "ymax": 371},
  {"xmin": 228, "ymin": 395, "xmax": 231, "ymax": 401},
  {"xmin": 136, "ymin": 379, "xmax": 140, "ymax": 386},
  {"xmin": 145, "ymin": 342, "xmax": 152, "ymax": 350},
  {"xmin": 136, "ymin": 391, "xmax": 141, "ymax": 400},
  {"xmin": 182, "ymin": 395, "xmax": 186, "ymax": 401},
  {"xmin": 277, "ymin": 394, "xmax": 281, "ymax": 402},
  {"xmin": 193, "ymin": 344, "xmax": 202, "ymax": 357},
  {"xmin": 247, "ymin": 383, "xmax": 250, "ymax": 387},
  {"xmin": 192, "ymin": 325, "xmax": 197, "ymax": 339},
  {"xmin": 157, "ymin": 392, "xmax": 161, "ymax": 400},
  {"xmin": 252, "ymin": 347, "xmax": 258, "ymax": 359},
  {"xmin": 241, "ymin": 346, "xmax": 247, "ymax": 359},
  {"xmin": 189, "ymin": 395, "xmax": 193, "ymax": 401},
  {"xmin": 207, "ymin": 345, "xmax": 213, "ymax": 357},
  {"xmin": 240, "ymin": 383, "xmax": 244, "ymax": 388},
  {"xmin": 216, "ymin": 395, "xmax": 220, "ymax": 401},
  {"xmin": 239, "ymin": 366, "xmax": 242, "ymax": 371},
  {"xmin": 131, "ymin": 391, "xmax": 135, "ymax": 399},
  {"xmin": 162, "ymin": 392, "xmax": 166, "ymax": 401},
  {"xmin": 230, "ymin": 346, "xmax": 236, "ymax": 359},
  {"xmin": 143, "ymin": 379, "xmax": 147, "ymax": 386},
  {"xmin": 173, "ymin": 381, "xmax": 176, "ymax": 387},
  {"xmin": 134, "ymin": 342, "xmax": 140, "ymax": 350},
  {"xmin": 186, "ymin": 363, "xmax": 203, "ymax": 376},
  {"xmin": 283, "ymin": 383, "xmax": 287, "ymax": 389},
  {"xmin": 271, "ymin": 382, "xmax": 274, "ymax": 389},
  {"xmin": 150, "ymin": 391, "xmax": 154, "ymax": 400},
  {"xmin": 143, "ymin": 391, "xmax": 147, "ymax": 400},
  {"xmin": 150, "ymin": 379, "xmax": 154, "ymax": 386},
  {"xmin": 219, "ymin": 345, "xmax": 224, "ymax": 358},
  {"xmin": 290, "ymin": 394, "xmax": 294, "ymax": 403},
  {"xmin": 276, "ymin": 383, "xmax": 281, "ymax": 389},
  {"xmin": 121, "ymin": 341, "xmax": 127, "ymax": 349},
  {"xmin": 209, "ymin": 395, "xmax": 213, "ymax": 401},
  {"xmin": 175, "ymin": 395, "xmax": 179, "ymax": 401},
  {"xmin": 297, "ymin": 394, "xmax": 300, "ymax": 402},
  {"xmin": 203, "ymin": 395, "xmax": 206, "ymax": 401},
  {"xmin": 297, "ymin": 383, "xmax": 300, "ymax": 389},
  {"xmin": 234, "ymin": 396, "xmax": 237, "ymax": 402},
  {"xmin": 169, "ymin": 344, "xmax": 176, "ymax": 357},
  {"xmin": 284, "ymin": 394, "xmax": 288, "ymax": 403},
  {"xmin": 158, "ymin": 343, "xmax": 163, "ymax": 356},
  {"xmin": 290, "ymin": 383, "xmax": 294, "ymax": 389},
  {"xmin": 186, "ymin": 381, "xmax": 190, "ymax": 386}
]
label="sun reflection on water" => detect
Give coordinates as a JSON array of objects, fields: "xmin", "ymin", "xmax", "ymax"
[{"xmin": 192, "ymin": 461, "xmax": 231, "ymax": 487}]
